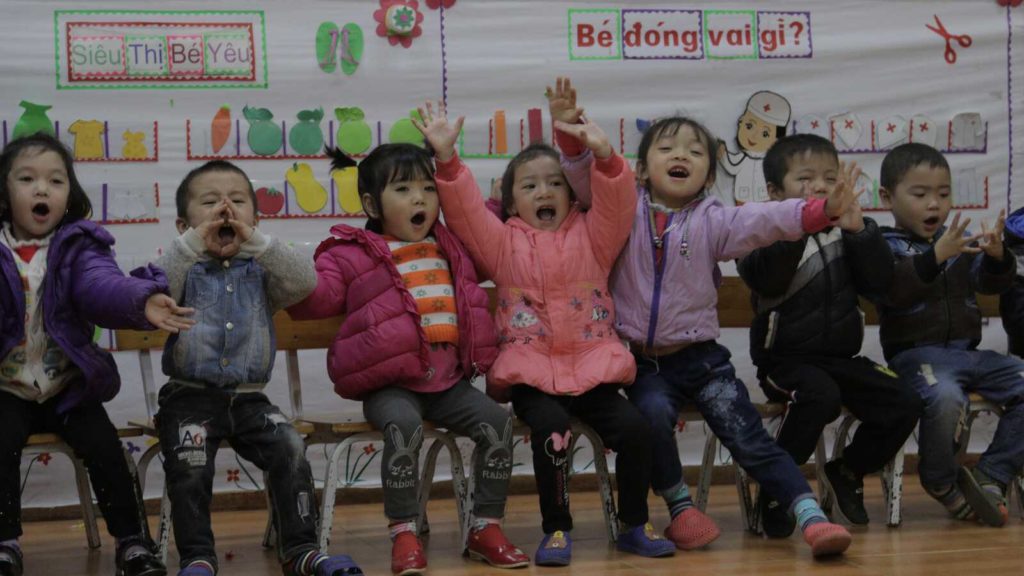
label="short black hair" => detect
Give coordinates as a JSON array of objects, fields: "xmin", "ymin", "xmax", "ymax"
[
  {"xmin": 0, "ymin": 132, "xmax": 92, "ymax": 225},
  {"xmin": 635, "ymin": 117, "xmax": 718, "ymax": 191},
  {"xmin": 880, "ymin": 143, "xmax": 950, "ymax": 192},
  {"xmin": 763, "ymin": 133, "xmax": 839, "ymax": 190},
  {"xmin": 327, "ymin": 143, "xmax": 434, "ymax": 234},
  {"xmin": 499, "ymin": 143, "xmax": 569, "ymax": 221},
  {"xmin": 175, "ymin": 160, "xmax": 255, "ymax": 219}
]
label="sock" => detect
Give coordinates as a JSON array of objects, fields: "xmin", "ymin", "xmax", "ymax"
[
  {"xmin": 662, "ymin": 482, "xmax": 695, "ymax": 519},
  {"xmin": 973, "ymin": 469, "xmax": 1008, "ymax": 501},
  {"xmin": 115, "ymin": 534, "xmax": 150, "ymax": 560},
  {"xmin": 471, "ymin": 516, "xmax": 500, "ymax": 533},
  {"xmin": 289, "ymin": 549, "xmax": 328, "ymax": 576},
  {"xmin": 0, "ymin": 540, "xmax": 19, "ymax": 564},
  {"xmin": 183, "ymin": 560, "xmax": 215, "ymax": 574},
  {"xmin": 389, "ymin": 520, "xmax": 417, "ymax": 541},
  {"xmin": 925, "ymin": 483, "xmax": 975, "ymax": 520},
  {"xmin": 793, "ymin": 497, "xmax": 828, "ymax": 532}
]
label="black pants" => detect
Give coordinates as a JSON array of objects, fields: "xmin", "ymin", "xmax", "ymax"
[
  {"xmin": 156, "ymin": 384, "xmax": 318, "ymax": 571},
  {"xmin": 510, "ymin": 384, "xmax": 652, "ymax": 534},
  {"xmin": 759, "ymin": 355, "xmax": 923, "ymax": 476},
  {"xmin": 0, "ymin": 390, "xmax": 147, "ymax": 541}
]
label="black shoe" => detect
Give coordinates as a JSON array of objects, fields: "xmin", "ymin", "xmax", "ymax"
[
  {"xmin": 824, "ymin": 460, "xmax": 869, "ymax": 525},
  {"xmin": 115, "ymin": 537, "xmax": 166, "ymax": 576},
  {"xmin": 0, "ymin": 543, "xmax": 23, "ymax": 576},
  {"xmin": 759, "ymin": 496, "xmax": 795, "ymax": 538}
]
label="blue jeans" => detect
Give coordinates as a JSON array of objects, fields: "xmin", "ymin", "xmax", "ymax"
[
  {"xmin": 156, "ymin": 384, "xmax": 318, "ymax": 571},
  {"xmin": 628, "ymin": 341, "xmax": 814, "ymax": 509},
  {"xmin": 890, "ymin": 344, "xmax": 1024, "ymax": 488}
]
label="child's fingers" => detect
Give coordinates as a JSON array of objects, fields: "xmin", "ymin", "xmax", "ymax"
[
  {"xmin": 452, "ymin": 115, "xmax": 465, "ymax": 135},
  {"xmin": 552, "ymin": 120, "xmax": 580, "ymax": 134},
  {"xmin": 948, "ymin": 211, "xmax": 962, "ymax": 231}
]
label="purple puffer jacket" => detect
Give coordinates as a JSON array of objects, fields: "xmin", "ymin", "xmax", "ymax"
[
  {"xmin": 288, "ymin": 223, "xmax": 498, "ymax": 400},
  {"xmin": 0, "ymin": 220, "xmax": 168, "ymax": 413}
]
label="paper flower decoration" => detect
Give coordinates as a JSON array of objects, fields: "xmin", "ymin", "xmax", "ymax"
[
  {"xmin": 997, "ymin": 0, "xmax": 1022, "ymax": 7},
  {"xmin": 375, "ymin": 0, "xmax": 424, "ymax": 48},
  {"xmin": 425, "ymin": 0, "xmax": 455, "ymax": 8}
]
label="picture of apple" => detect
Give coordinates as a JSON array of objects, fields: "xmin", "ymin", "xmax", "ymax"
[{"xmin": 256, "ymin": 186, "xmax": 285, "ymax": 215}]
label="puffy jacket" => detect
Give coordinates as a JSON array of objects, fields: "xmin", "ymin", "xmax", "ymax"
[{"xmin": 287, "ymin": 222, "xmax": 497, "ymax": 400}]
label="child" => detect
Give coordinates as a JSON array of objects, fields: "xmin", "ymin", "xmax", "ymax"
[
  {"xmin": 154, "ymin": 160, "xmax": 362, "ymax": 576},
  {"xmin": 998, "ymin": 206, "xmax": 1024, "ymax": 358},
  {"xmin": 0, "ymin": 133, "xmax": 194, "ymax": 576},
  {"xmin": 287, "ymin": 143, "xmax": 529, "ymax": 576},
  {"xmin": 876, "ymin": 142, "xmax": 1024, "ymax": 527},
  {"xmin": 413, "ymin": 93, "xmax": 677, "ymax": 567},
  {"xmin": 555, "ymin": 80, "xmax": 856, "ymax": 557},
  {"xmin": 738, "ymin": 134, "xmax": 922, "ymax": 533}
]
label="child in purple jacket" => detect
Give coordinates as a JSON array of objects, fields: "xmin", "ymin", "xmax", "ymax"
[{"xmin": 0, "ymin": 134, "xmax": 194, "ymax": 576}]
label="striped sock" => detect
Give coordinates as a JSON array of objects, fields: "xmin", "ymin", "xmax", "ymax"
[
  {"xmin": 925, "ymin": 484, "xmax": 975, "ymax": 520},
  {"xmin": 662, "ymin": 482, "xmax": 695, "ymax": 519},
  {"xmin": 793, "ymin": 497, "xmax": 828, "ymax": 531},
  {"xmin": 471, "ymin": 516, "xmax": 500, "ymax": 533},
  {"xmin": 289, "ymin": 549, "xmax": 327, "ymax": 576},
  {"xmin": 389, "ymin": 520, "xmax": 417, "ymax": 540}
]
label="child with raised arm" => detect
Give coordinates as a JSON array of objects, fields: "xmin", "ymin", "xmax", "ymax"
[
  {"xmin": 876, "ymin": 142, "xmax": 1024, "ymax": 527},
  {"xmin": 154, "ymin": 160, "xmax": 362, "ymax": 576},
  {"xmin": 288, "ymin": 143, "xmax": 528, "ymax": 576},
  {"xmin": 555, "ymin": 78, "xmax": 856, "ymax": 558},
  {"xmin": 414, "ymin": 94, "xmax": 677, "ymax": 566}
]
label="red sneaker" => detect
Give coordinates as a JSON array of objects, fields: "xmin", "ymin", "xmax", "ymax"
[
  {"xmin": 466, "ymin": 524, "xmax": 530, "ymax": 569},
  {"xmin": 391, "ymin": 531, "xmax": 427, "ymax": 575},
  {"xmin": 664, "ymin": 507, "xmax": 721, "ymax": 550},
  {"xmin": 802, "ymin": 522, "xmax": 852, "ymax": 558}
]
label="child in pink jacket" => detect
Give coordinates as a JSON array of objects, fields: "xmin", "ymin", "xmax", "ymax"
[
  {"xmin": 413, "ymin": 95, "xmax": 676, "ymax": 566},
  {"xmin": 288, "ymin": 144, "xmax": 528, "ymax": 576}
]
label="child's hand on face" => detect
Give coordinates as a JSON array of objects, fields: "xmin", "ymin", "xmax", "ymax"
[
  {"xmin": 195, "ymin": 201, "xmax": 231, "ymax": 257},
  {"xmin": 979, "ymin": 209, "xmax": 1007, "ymax": 261},
  {"xmin": 412, "ymin": 100, "xmax": 464, "ymax": 163},
  {"xmin": 223, "ymin": 201, "xmax": 254, "ymax": 245},
  {"xmin": 546, "ymin": 77, "xmax": 584, "ymax": 125},
  {"xmin": 553, "ymin": 117, "xmax": 612, "ymax": 159},
  {"xmin": 824, "ymin": 160, "xmax": 863, "ymax": 221},
  {"xmin": 144, "ymin": 293, "xmax": 195, "ymax": 333},
  {"xmin": 934, "ymin": 212, "xmax": 983, "ymax": 264},
  {"xmin": 834, "ymin": 161, "xmax": 865, "ymax": 233}
]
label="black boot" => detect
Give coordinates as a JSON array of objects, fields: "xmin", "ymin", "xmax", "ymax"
[{"xmin": 115, "ymin": 536, "xmax": 166, "ymax": 576}]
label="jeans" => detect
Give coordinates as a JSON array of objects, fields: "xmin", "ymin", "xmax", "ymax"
[
  {"xmin": 628, "ymin": 341, "xmax": 814, "ymax": 510},
  {"xmin": 890, "ymin": 344, "xmax": 1024, "ymax": 488},
  {"xmin": 156, "ymin": 384, "xmax": 318, "ymax": 571}
]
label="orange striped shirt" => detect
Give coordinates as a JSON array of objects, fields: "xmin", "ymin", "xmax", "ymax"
[{"xmin": 386, "ymin": 236, "xmax": 459, "ymax": 345}]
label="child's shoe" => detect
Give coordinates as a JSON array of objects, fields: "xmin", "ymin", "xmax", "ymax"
[
  {"xmin": 823, "ymin": 459, "xmax": 869, "ymax": 525},
  {"xmin": 534, "ymin": 531, "xmax": 572, "ymax": 567},
  {"xmin": 176, "ymin": 560, "xmax": 215, "ymax": 576},
  {"xmin": 802, "ymin": 522, "xmax": 852, "ymax": 558},
  {"xmin": 0, "ymin": 542, "xmax": 22, "ymax": 576},
  {"xmin": 759, "ymin": 497, "xmax": 795, "ymax": 538},
  {"xmin": 615, "ymin": 523, "xmax": 675, "ymax": 558},
  {"xmin": 957, "ymin": 466, "xmax": 1008, "ymax": 527},
  {"xmin": 924, "ymin": 482, "xmax": 976, "ymax": 521},
  {"xmin": 115, "ymin": 536, "xmax": 166, "ymax": 576},
  {"xmin": 466, "ymin": 524, "xmax": 529, "ymax": 568},
  {"xmin": 391, "ymin": 531, "xmax": 427, "ymax": 575},
  {"xmin": 313, "ymin": 554, "xmax": 364, "ymax": 576},
  {"xmin": 664, "ymin": 508, "xmax": 720, "ymax": 550}
]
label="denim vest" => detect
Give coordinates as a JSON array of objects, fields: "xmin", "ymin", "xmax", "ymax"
[{"xmin": 162, "ymin": 257, "xmax": 274, "ymax": 388}]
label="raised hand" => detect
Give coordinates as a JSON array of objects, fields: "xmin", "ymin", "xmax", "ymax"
[
  {"xmin": 934, "ymin": 212, "xmax": 983, "ymax": 264},
  {"xmin": 144, "ymin": 293, "xmax": 195, "ymax": 333},
  {"xmin": 834, "ymin": 161, "xmax": 865, "ymax": 232},
  {"xmin": 412, "ymin": 100, "xmax": 464, "ymax": 163},
  {"xmin": 546, "ymin": 77, "xmax": 584, "ymax": 125},
  {"xmin": 979, "ymin": 209, "xmax": 1006, "ymax": 260},
  {"xmin": 553, "ymin": 117, "xmax": 612, "ymax": 159},
  {"xmin": 825, "ymin": 160, "xmax": 863, "ymax": 220}
]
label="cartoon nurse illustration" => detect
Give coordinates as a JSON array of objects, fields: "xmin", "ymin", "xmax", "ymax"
[{"xmin": 718, "ymin": 91, "xmax": 791, "ymax": 205}]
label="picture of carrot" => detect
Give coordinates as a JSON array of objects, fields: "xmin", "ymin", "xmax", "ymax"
[{"xmin": 211, "ymin": 104, "xmax": 232, "ymax": 154}]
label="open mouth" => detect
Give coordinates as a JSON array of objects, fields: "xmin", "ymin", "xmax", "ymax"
[
  {"xmin": 536, "ymin": 206, "xmax": 556, "ymax": 222},
  {"xmin": 218, "ymin": 225, "xmax": 236, "ymax": 243},
  {"xmin": 31, "ymin": 203, "xmax": 50, "ymax": 217},
  {"xmin": 410, "ymin": 211, "xmax": 427, "ymax": 226},
  {"xmin": 668, "ymin": 166, "xmax": 690, "ymax": 179},
  {"xmin": 923, "ymin": 216, "xmax": 940, "ymax": 227}
]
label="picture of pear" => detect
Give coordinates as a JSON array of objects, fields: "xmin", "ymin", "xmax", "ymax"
[
  {"xmin": 243, "ymin": 105, "xmax": 283, "ymax": 156},
  {"xmin": 332, "ymin": 166, "xmax": 361, "ymax": 214},
  {"xmin": 13, "ymin": 101, "xmax": 55, "ymax": 139},
  {"xmin": 289, "ymin": 107, "xmax": 325, "ymax": 155},
  {"xmin": 335, "ymin": 107, "xmax": 371, "ymax": 155},
  {"xmin": 286, "ymin": 162, "xmax": 328, "ymax": 213},
  {"xmin": 389, "ymin": 109, "xmax": 425, "ymax": 146}
]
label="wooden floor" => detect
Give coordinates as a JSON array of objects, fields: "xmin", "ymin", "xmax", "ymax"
[{"xmin": 20, "ymin": 477, "xmax": 1024, "ymax": 575}]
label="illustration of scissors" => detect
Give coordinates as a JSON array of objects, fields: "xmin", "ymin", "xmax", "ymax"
[{"xmin": 926, "ymin": 15, "xmax": 972, "ymax": 64}]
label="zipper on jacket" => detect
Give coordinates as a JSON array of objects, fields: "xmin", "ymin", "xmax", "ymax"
[{"xmin": 645, "ymin": 211, "xmax": 672, "ymax": 348}]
